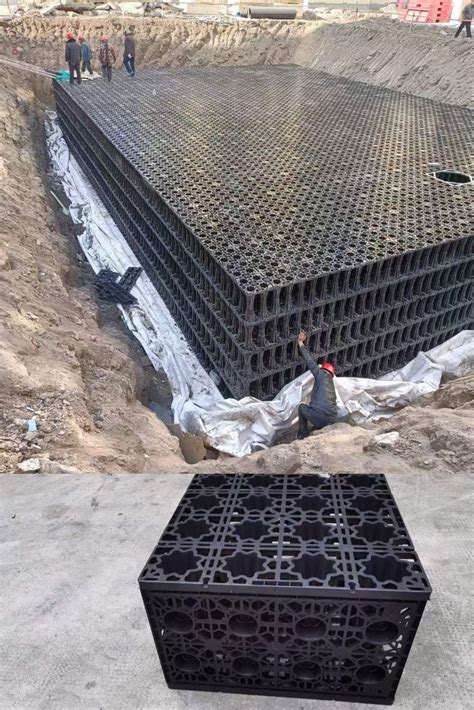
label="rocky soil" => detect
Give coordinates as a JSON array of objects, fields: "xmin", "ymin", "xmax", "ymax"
[
  {"xmin": 0, "ymin": 15, "xmax": 472, "ymax": 474},
  {"xmin": 190, "ymin": 374, "xmax": 474, "ymax": 476}
]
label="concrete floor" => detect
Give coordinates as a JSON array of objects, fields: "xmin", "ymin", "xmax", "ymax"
[{"xmin": 0, "ymin": 472, "xmax": 472, "ymax": 710}]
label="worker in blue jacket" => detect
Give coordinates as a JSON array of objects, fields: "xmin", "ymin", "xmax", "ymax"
[
  {"xmin": 78, "ymin": 35, "xmax": 93, "ymax": 75},
  {"xmin": 297, "ymin": 330, "xmax": 338, "ymax": 439}
]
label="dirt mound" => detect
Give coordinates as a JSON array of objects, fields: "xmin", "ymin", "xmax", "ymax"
[
  {"xmin": 0, "ymin": 67, "xmax": 183, "ymax": 473},
  {"xmin": 1, "ymin": 15, "xmax": 470, "ymax": 106},
  {"xmin": 299, "ymin": 18, "xmax": 472, "ymax": 107},
  {"xmin": 418, "ymin": 372, "xmax": 474, "ymax": 410},
  {"xmin": 192, "ymin": 374, "xmax": 474, "ymax": 475}
]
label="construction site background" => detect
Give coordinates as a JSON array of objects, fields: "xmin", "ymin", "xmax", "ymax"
[
  {"xmin": 1, "ymin": 0, "xmax": 471, "ymax": 21},
  {"xmin": 0, "ymin": 13, "xmax": 472, "ymax": 475},
  {"xmin": 0, "ymin": 0, "xmax": 397, "ymax": 20}
]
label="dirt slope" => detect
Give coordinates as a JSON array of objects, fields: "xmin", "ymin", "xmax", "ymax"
[
  {"xmin": 190, "ymin": 374, "xmax": 474, "ymax": 476},
  {"xmin": 1, "ymin": 16, "xmax": 471, "ymax": 106},
  {"xmin": 0, "ymin": 68, "xmax": 184, "ymax": 473}
]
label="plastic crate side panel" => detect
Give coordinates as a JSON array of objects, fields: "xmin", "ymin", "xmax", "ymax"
[{"xmin": 141, "ymin": 589, "xmax": 426, "ymax": 702}]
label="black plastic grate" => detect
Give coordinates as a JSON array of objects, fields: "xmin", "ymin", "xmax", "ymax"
[
  {"xmin": 139, "ymin": 473, "xmax": 431, "ymax": 703},
  {"xmin": 54, "ymin": 67, "xmax": 473, "ymax": 398},
  {"xmin": 95, "ymin": 266, "xmax": 142, "ymax": 304}
]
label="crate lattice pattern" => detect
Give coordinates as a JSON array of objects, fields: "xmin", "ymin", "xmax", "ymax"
[
  {"xmin": 54, "ymin": 67, "xmax": 473, "ymax": 398},
  {"xmin": 139, "ymin": 473, "xmax": 431, "ymax": 703}
]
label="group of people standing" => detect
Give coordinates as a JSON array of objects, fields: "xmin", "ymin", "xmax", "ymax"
[{"xmin": 64, "ymin": 31, "xmax": 136, "ymax": 85}]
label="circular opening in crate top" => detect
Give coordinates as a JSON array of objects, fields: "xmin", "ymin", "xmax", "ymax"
[{"xmin": 433, "ymin": 170, "xmax": 472, "ymax": 185}]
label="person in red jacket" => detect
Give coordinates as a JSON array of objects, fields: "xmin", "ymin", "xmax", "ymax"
[
  {"xmin": 99, "ymin": 36, "xmax": 116, "ymax": 82},
  {"xmin": 296, "ymin": 330, "xmax": 338, "ymax": 439}
]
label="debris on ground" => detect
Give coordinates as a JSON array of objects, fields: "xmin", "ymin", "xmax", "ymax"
[
  {"xmin": 17, "ymin": 457, "xmax": 42, "ymax": 472},
  {"xmin": 364, "ymin": 431, "xmax": 400, "ymax": 450},
  {"xmin": 5, "ymin": 0, "xmax": 190, "ymax": 19}
]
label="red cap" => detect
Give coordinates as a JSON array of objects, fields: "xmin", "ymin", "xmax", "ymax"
[
  {"xmin": 320, "ymin": 362, "xmax": 336, "ymax": 377},
  {"xmin": 66, "ymin": 31, "xmax": 75, "ymax": 39}
]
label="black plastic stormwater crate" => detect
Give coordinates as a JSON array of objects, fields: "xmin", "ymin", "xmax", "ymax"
[
  {"xmin": 139, "ymin": 473, "xmax": 431, "ymax": 704},
  {"xmin": 54, "ymin": 67, "xmax": 473, "ymax": 398}
]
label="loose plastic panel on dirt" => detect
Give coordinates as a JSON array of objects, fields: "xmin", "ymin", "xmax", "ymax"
[
  {"xmin": 54, "ymin": 67, "xmax": 473, "ymax": 398},
  {"xmin": 95, "ymin": 266, "xmax": 142, "ymax": 304},
  {"xmin": 139, "ymin": 473, "xmax": 431, "ymax": 704}
]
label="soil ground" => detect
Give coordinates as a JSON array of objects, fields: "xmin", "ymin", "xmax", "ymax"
[{"xmin": 0, "ymin": 15, "xmax": 472, "ymax": 474}]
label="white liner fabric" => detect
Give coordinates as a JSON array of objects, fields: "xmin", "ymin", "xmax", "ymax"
[{"xmin": 46, "ymin": 115, "xmax": 474, "ymax": 456}]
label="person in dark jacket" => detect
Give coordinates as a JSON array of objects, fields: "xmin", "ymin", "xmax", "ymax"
[
  {"xmin": 123, "ymin": 31, "xmax": 136, "ymax": 76},
  {"xmin": 99, "ymin": 36, "xmax": 116, "ymax": 82},
  {"xmin": 296, "ymin": 330, "xmax": 338, "ymax": 439},
  {"xmin": 455, "ymin": 2, "xmax": 473, "ymax": 37},
  {"xmin": 78, "ymin": 35, "xmax": 93, "ymax": 75},
  {"xmin": 65, "ymin": 31, "xmax": 81, "ymax": 86}
]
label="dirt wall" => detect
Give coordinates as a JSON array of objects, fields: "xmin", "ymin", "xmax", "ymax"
[
  {"xmin": 0, "ymin": 67, "xmax": 184, "ymax": 473},
  {"xmin": 1, "ymin": 16, "xmax": 471, "ymax": 106}
]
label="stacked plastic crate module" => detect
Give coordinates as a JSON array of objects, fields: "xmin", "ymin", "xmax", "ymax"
[
  {"xmin": 139, "ymin": 473, "xmax": 431, "ymax": 703},
  {"xmin": 54, "ymin": 66, "xmax": 473, "ymax": 399}
]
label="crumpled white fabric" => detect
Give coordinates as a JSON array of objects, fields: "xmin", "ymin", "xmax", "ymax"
[{"xmin": 46, "ymin": 114, "xmax": 474, "ymax": 456}]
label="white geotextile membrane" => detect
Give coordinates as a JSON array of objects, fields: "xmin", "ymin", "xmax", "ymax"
[{"xmin": 46, "ymin": 115, "xmax": 474, "ymax": 456}]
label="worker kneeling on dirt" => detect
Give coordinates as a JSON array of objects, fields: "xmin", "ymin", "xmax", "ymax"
[{"xmin": 296, "ymin": 330, "xmax": 337, "ymax": 439}]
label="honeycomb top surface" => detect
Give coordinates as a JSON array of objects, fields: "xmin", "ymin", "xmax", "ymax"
[
  {"xmin": 139, "ymin": 474, "xmax": 432, "ymax": 599},
  {"xmin": 57, "ymin": 66, "xmax": 473, "ymax": 296}
]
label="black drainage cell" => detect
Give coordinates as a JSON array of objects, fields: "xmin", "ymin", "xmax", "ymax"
[
  {"xmin": 139, "ymin": 473, "xmax": 431, "ymax": 704},
  {"xmin": 434, "ymin": 170, "xmax": 472, "ymax": 184},
  {"xmin": 54, "ymin": 68, "xmax": 473, "ymax": 400}
]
